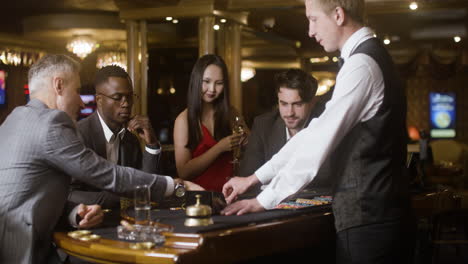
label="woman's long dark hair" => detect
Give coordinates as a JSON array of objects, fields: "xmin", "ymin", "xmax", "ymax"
[{"xmin": 186, "ymin": 54, "xmax": 231, "ymax": 150}]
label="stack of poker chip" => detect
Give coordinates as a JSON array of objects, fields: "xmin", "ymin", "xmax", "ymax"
[{"xmin": 275, "ymin": 196, "xmax": 332, "ymax": 209}]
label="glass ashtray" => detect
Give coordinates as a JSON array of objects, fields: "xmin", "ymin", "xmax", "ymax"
[{"xmin": 116, "ymin": 224, "xmax": 173, "ymax": 245}]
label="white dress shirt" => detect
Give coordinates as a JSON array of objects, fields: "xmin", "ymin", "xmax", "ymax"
[{"xmin": 255, "ymin": 27, "xmax": 385, "ymax": 209}]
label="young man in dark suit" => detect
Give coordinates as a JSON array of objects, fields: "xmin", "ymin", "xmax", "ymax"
[{"xmin": 69, "ymin": 65, "xmax": 162, "ymax": 209}]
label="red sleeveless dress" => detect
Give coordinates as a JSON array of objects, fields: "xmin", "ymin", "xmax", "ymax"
[{"xmin": 191, "ymin": 124, "xmax": 233, "ymax": 192}]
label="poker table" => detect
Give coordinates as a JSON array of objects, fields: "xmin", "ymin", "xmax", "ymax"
[{"xmin": 53, "ymin": 196, "xmax": 335, "ymax": 264}]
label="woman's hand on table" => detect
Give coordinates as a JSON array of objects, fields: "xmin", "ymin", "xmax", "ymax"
[
  {"xmin": 221, "ymin": 198, "xmax": 265, "ymax": 216},
  {"xmin": 77, "ymin": 204, "xmax": 104, "ymax": 228}
]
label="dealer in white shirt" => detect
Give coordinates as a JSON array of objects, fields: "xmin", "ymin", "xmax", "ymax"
[{"xmin": 221, "ymin": 16, "xmax": 384, "ymax": 215}]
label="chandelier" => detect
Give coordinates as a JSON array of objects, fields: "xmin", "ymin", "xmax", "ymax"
[
  {"xmin": 66, "ymin": 35, "xmax": 98, "ymax": 59},
  {"xmin": 0, "ymin": 49, "xmax": 43, "ymax": 66},
  {"xmin": 96, "ymin": 51, "xmax": 127, "ymax": 70}
]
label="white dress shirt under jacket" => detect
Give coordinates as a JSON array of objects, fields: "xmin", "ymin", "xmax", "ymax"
[{"xmin": 255, "ymin": 27, "xmax": 385, "ymax": 209}]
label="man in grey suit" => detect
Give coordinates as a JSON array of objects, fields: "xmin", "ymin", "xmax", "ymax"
[
  {"xmin": 239, "ymin": 69, "xmax": 331, "ymax": 192},
  {"xmin": 0, "ymin": 54, "xmax": 200, "ymax": 264},
  {"xmin": 70, "ymin": 65, "xmax": 161, "ymax": 209}
]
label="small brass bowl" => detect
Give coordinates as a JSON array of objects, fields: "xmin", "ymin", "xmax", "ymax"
[
  {"xmin": 130, "ymin": 242, "xmax": 155, "ymax": 250},
  {"xmin": 79, "ymin": 234, "xmax": 101, "ymax": 242},
  {"xmin": 67, "ymin": 230, "xmax": 91, "ymax": 239}
]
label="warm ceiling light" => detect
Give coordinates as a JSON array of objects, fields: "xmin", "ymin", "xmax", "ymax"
[
  {"xmin": 213, "ymin": 24, "xmax": 220, "ymax": 30},
  {"xmin": 383, "ymin": 37, "xmax": 391, "ymax": 45},
  {"xmin": 172, "ymin": 19, "xmax": 179, "ymax": 24},
  {"xmin": 165, "ymin": 17, "xmax": 173, "ymax": 21},
  {"xmin": 66, "ymin": 35, "xmax": 97, "ymax": 59},
  {"xmin": 220, "ymin": 18, "xmax": 227, "ymax": 23},
  {"xmin": 454, "ymin": 36, "xmax": 461, "ymax": 43},
  {"xmin": 409, "ymin": 2, "xmax": 418, "ymax": 10}
]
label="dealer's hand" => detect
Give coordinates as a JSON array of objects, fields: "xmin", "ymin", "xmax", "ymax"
[
  {"xmin": 221, "ymin": 198, "xmax": 265, "ymax": 216},
  {"xmin": 222, "ymin": 174, "xmax": 259, "ymax": 204}
]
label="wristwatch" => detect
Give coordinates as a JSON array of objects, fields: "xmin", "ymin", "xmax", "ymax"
[{"xmin": 174, "ymin": 182, "xmax": 186, "ymax": 198}]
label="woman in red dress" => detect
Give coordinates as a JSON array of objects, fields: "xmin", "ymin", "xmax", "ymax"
[{"xmin": 173, "ymin": 54, "xmax": 247, "ymax": 192}]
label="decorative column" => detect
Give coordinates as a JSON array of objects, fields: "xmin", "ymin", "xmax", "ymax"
[
  {"xmin": 198, "ymin": 16, "xmax": 215, "ymax": 57},
  {"xmin": 139, "ymin": 20, "xmax": 148, "ymax": 115},
  {"xmin": 126, "ymin": 20, "xmax": 141, "ymax": 115},
  {"xmin": 126, "ymin": 20, "xmax": 148, "ymax": 115},
  {"xmin": 224, "ymin": 22, "xmax": 242, "ymax": 113}
]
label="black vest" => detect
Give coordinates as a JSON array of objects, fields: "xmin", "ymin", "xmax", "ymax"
[{"xmin": 331, "ymin": 38, "xmax": 408, "ymax": 232}]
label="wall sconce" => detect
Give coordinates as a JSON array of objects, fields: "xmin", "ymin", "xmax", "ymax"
[
  {"xmin": 241, "ymin": 67, "xmax": 256, "ymax": 82},
  {"xmin": 66, "ymin": 35, "xmax": 98, "ymax": 59},
  {"xmin": 316, "ymin": 78, "xmax": 335, "ymax": 96},
  {"xmin": 309, "ymin": 56, "xmax": 330, "ymax": 64}
]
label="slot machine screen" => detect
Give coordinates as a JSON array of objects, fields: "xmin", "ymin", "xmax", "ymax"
[
  {"xmin": 0, "ymin": 70, "xmax": 6, "ymax": 106},
  {"xmin": 79, "ymin": 94, "xmax": 96, "ymax": 119},
  {"xmin": 429, "ymin": 92, "xmax": 456, "ymax": 138}
]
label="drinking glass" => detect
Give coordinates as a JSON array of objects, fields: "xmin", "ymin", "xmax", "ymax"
[
  {"xmin": 231, "ymin": 116, "xmax": 244, "ymax": 165},
  {"xmin": 134, "ymin": 185, "xmax": 151, "ymax": 225}
]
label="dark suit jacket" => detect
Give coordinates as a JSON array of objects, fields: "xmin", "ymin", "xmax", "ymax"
[
  {"xmin": 239, "ymin": 108, "xmax": 331, "ymax": 191},
  {"xmin": 0, "ymin": 100, "xmax": 167, "ymax": 264},
  {"xmin": 69, "ymin": 112, "xmax": 161, "ymax": 208}
]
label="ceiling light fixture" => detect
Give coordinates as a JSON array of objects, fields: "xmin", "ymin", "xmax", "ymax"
[
  {"xmin": 454, "ymin": 36, "xmax": 461, "ymax": 43},
  {"xmin": 96, "ymin": 51, "xmax": 127, "ymax": 70},
  {"xmin": 172, "ymin": 19, "xmax": 179, "ymax": 24},
  {"xmin": 213, "ymin": 24, "xmax": 220, "ymax": 31},
  {"xmin": 66, "ymin": 35, "xmax": 98, "ymax": 59},
  {"xmin": 166, "ymin": 17, "xmax": 173, "ymax": 21},
  {"xmin": 409, "ymin": 2, "xmax": 418, "ymax": 11},
  {"xmin": 220, "ymin": 19, "xmax": 227, "ymax": 23},
  {"xmin": 383, "ymin": 37, "xmax": 391, "ymax": 45}
]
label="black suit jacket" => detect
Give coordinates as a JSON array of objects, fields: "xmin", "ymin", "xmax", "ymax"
[
  {"xmin": 239, "ymin": 110, "xmax": 286, "ymax": 177},
  {"xmin": 239, "ymin": 108, "xmax": 332, "ymax": 192},
  {"xmin": 69, "ymin": 112, "xmax": 161, "ymax": 208}
]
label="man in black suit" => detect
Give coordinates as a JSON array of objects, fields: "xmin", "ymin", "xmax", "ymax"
[
  {"xmin": 239, "ymin": 69, "xmax": 330, "ymax": 191},
  {"xmin": 69, "ymin": 65, "xmax": 161, "ymax": 209}
]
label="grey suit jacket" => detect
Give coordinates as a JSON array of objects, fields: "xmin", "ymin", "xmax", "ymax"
[
  {"xmin": 239, "ymin": 109, "xmax": 332, "ymax": 192},
  {"xmin": 69, "ymin": 112, "xmax": 161, "ymax": 208},
  {"xmin": 0, "ymin": 99, "xmax": 167, "ymax": 264}
]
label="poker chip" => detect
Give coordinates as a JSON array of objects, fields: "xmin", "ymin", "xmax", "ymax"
[{"xmin": 275, "ymin": 196, "xmax": 332, "ymax": 209}]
